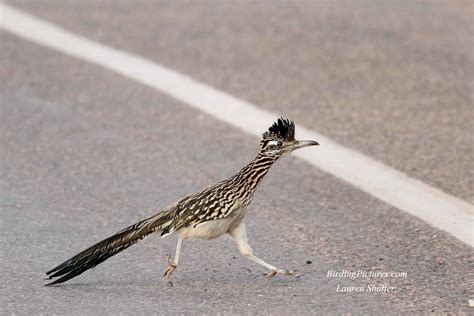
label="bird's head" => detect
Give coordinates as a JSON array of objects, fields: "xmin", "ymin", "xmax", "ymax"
[{"xmin": 260, "ymin": 117, "xmax": 319, "ymax": 156}]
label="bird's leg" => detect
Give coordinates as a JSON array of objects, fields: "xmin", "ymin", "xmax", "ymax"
[
  {"xmin": 164, "ymin": 237, "xmax": 182, "ymax": 284},
  {"xmin": 229, "ymin": 222, "xmax": 294, "ymax": 276}
]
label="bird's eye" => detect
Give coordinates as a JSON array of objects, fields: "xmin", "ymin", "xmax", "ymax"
[{"xmin": 277, "ymin": 141, "xmax": 283, "ymax": 147}]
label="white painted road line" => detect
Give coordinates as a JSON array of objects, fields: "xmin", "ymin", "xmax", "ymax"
[{"xmin": 1, "ymin": 4, "xmax": 473, "ymax": 246}]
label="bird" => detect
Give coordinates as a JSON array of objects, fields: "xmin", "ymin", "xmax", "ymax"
[{"xmin": 45, "ymin": 117, "xmax": 319, "ymax": 286}]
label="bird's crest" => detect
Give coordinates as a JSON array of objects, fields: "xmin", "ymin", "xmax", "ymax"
[{"xmin": 263, "ymin": 117, "xmax": 295, "ymax": 142}]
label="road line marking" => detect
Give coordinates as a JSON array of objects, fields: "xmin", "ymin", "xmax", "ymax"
[{"xmin": 1, "ymin": 4, "xmax": 473, "ymax": 246}]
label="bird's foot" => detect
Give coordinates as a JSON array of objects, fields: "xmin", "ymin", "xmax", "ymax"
[
  {"xmin": 163, "ymin": 254, "xmax": 177, "ymax": 285},
  {"xmin": 265, "ymin": 269, "xmax": 297, "ymax": 277}
]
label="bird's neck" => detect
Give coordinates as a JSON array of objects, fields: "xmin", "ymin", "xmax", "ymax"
[{"xmin": 230, "ymin": 152, "xmax": 280, "ymax": 199}]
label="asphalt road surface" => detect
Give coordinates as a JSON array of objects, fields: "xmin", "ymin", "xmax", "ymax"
[{"xmin": 1, "ymin": 1, "xmax": 473, "ymax": 314}]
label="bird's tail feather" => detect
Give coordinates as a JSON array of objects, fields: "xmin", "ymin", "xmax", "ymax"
[{"xmin": 45, "ymin": 208, "xmax": 174, "ymax": 285}]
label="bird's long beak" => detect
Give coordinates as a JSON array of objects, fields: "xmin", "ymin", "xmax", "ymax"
[{"xmin": 292, "ymin": 140, "xmax": 320, "ymax": 150}]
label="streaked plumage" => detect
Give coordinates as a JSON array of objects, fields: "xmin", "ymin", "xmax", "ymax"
[{"xmin": 45, "ymin": 117, "xmax": 319, "ymax": 285}]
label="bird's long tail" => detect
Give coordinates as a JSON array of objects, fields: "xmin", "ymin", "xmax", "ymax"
[{"xmin": 45, "ymin": 208, "xmax": 175, "ymax": 285}]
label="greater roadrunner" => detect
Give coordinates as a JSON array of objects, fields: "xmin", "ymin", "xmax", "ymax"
[{"xmin": 45, "ymin": 118, "xmax": 319, "ymax": 285}]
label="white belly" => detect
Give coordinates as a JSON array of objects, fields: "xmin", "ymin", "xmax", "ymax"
[
  {"xmin": 177, "ymin": 199, "xmax": 247, "ymax": 240},
  {"xmin": 177, "ymin": 201, "xmax": 249, "ymax": 240},
  {"xmin": 177, "ymin": 216, "xmax": 236, "ymax": 240}
]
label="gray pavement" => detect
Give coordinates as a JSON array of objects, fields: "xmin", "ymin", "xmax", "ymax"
[
  {"xmin": 1, "ymin": 1, "xmax": 473, "ymax": 315},
  {"xmin": 9, "ymin": 0, "xmax": 474, "ymax": 203}
]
